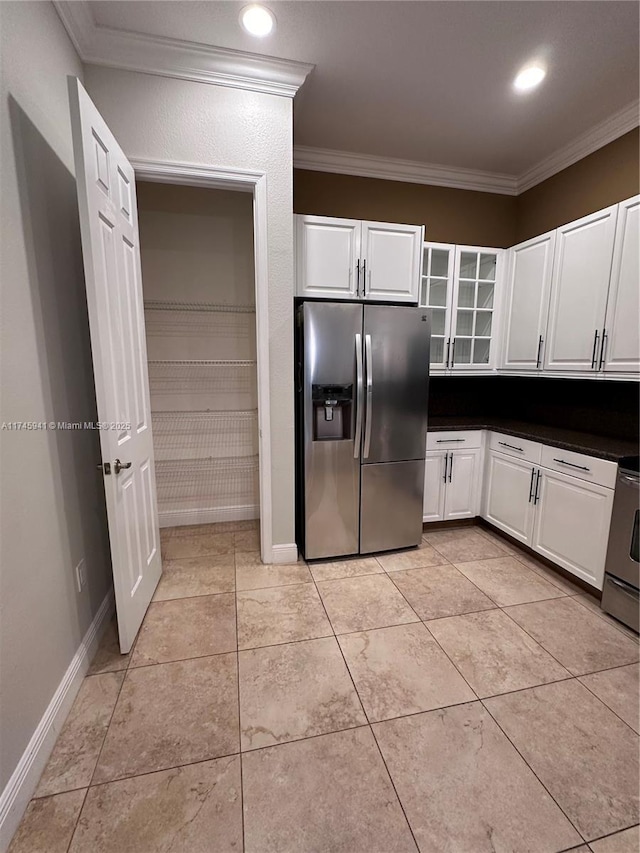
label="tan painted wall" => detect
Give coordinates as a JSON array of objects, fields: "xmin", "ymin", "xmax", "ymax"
[
  {"xmin": 515, "ymin": 128, "xmax": 640, "ymax": 242},
  {"xmin": 294, "ymin": 170, "xmax": 518, "ymax": 248}
]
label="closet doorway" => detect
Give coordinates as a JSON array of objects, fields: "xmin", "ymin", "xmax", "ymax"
[{"xmin": 132, "ymin": 163, "xmax": 272, "ymax": 561}]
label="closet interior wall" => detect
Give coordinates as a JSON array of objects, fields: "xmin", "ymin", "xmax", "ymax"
[{"xmin": 137, "ymin": 181, "xmax": 259, "ymax": 528}]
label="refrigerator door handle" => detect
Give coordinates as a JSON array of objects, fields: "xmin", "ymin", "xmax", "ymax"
[
  {"xmin": 363, "ymin": 334, "xmax": 373, "ymax": 459},
  {"xmin": 354, "ymin": 333, "xmax": 363, "ymax": 458}
]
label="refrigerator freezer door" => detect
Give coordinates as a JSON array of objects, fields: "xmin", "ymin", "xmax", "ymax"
[
  {"xmin": 363, "ymin": 306, "xmax": 430, "ymax": 463},
  {"xmin": 360, "ymin": 460, "xmax": 425, "ymax": 553},
  {"xmin": 302, "ymin": 301, "xmax": 363, "ymax": 559}
]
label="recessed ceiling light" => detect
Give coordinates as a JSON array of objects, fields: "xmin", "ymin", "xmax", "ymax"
[
  {"xmin": 240, "ymin": 4, "xmax": 276, "ymax": 37},
  {"xmin": 513, "ymin": 64, "xmax": 546, "ymax": 92}
]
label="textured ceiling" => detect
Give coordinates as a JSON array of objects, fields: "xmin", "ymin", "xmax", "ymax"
[{"xmin": 91, "ymin": 1, "xmax": 640, "ymax": 175}]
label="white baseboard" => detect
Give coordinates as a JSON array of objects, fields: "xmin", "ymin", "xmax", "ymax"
[
  {"xmin": 0, "ymin": 590, "xmax": 114, "ymax": 852},
  {"xmin": 271, "ymin": 543, "xmax": 299, "ymax": 564},
  {"xmin": 159, "ymin": 504, "xmax": 259, "ymax": 528}
]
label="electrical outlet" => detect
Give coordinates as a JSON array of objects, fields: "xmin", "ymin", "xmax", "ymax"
[{"xmin": 75, "ymin": 558, "xmax": 86, "ymax": 593}]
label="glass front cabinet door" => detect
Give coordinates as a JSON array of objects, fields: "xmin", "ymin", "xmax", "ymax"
[{"xmin": 420, "ymin": 243, "xmax": 502, "ymax": 373}]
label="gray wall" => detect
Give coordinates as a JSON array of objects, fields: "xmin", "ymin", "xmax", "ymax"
[{"xmin": 0, "ymin": 0, "xmax": 112, "ymax": 794}]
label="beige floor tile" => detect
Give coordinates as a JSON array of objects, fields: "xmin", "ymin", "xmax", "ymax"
[
  {"xmin": 505, "ymin": 597, "xmax": 640, "ymax": 675},
  {"xmin": 589, "ymin": 826, "xmax": 640, "ymax": 853},
  {"xmin": 316, "ymin": 574, "xmax": 419, "ymax": 634},
  {"xmin": 475, "ymin": 525, "xmax": 518, "ymax": 553},
  {"xmin": 309, "ymin": 556, "xmax": 384, "ymax": 582},
  {"xmin": 376, "ymin": 543, "xmax": 449, "ymax": 572},
  {"xmin": 161, "ymin": 532, "xmax": 234, "ymax": 560},
  {"xmin": 486, "ymin": 680, "xmax": 640, "ymax": 841},
  {"xmin": 239, "ymin": 637, "xmax": 365, "ymax": 750},
  {"xmin": 423, "ymin": 528, "xmax": 509, "ymax": 562},
  {"xmin": 93, "ymin": 654, "xmax": 239, "ymax": 783},
  {"xmin": 573, "ymin": 593, "xmax": 640, "ymax": 643},
  {"xmin": 237, "ymin": 583, "xmax": 332, "ymax": 650},
  {"xmin": 68, "ymin": 757, "xmax": 242, "ymax": 853},
  {"xmin": 455, "ymin": 556, "xmax": 565, "ymax": 606},
  {"xmin": 338, "ymin": 622, "xmax": 475, "ymax": 721},
  {"xmin": 153, "ymin": 555, "xmax": 235, "ymax": 600},
  {"xmin": 427, "ymin": 609, "xmax": 570, "ymax": 698},
  {"xmin": 130, "ymin": 594, "xmax": 236, "ymax": 667},
  {"xmin": 234, "ymin": 528, "xmax": 260, "ymax": 552},
  {"xmin": 35, "ymin": 673, "xmax": 124, "ymax": 797},
  {"xmin": 512, "ymin": 551, "xmax": 585, "ymax": 595},
  {"xmin": 579, "ymin": 663, "xmax": 640, "ymax": 733},
  {"xmin": 88, "ymin": 620, "xmax": 129, "ymax": 675},
  {"xmin": 242, "ymin": 727, "xmax": 417, "ymax": 853},
  {"xmin": 373, "ymin": 702, "xmax": 581, "ymax": 853},
  {"xmin": 236, "ymin": 559, "xmax": 312, "ymax": 591},
  {"xmin": 8, "ymin": 790, "xmax": 86, "ymax": 853},
  {"xmin": 389, "ymin": 564, "xmax": 496, "ymax": 620}
]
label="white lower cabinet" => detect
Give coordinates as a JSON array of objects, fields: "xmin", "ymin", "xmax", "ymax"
[
  {"xmin": 481, "ymin": 446, "xmax": 615, "ymax": 589},
  {"xmin": 423, "ymin": 447, "xmax": 481, "ymax": 522},
  {"xmin": 531, "ymin": 468, "xmax": 614, "ymax": 589},
  {"xmin": 482, "ymin": 452, "xmax": 537, "ymax": 546}
]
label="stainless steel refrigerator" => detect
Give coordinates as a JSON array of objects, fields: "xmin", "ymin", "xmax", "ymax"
[{"xmin": 296, "ymin": 301, "xmax": 430, "ymax": 560}]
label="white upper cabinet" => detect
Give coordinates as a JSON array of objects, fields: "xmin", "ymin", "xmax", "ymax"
[
  {"xmin": 420, "ymin": 243, "xmax": 455, "ymax": 370},
  {"xmin": 502, "ymin": 231, "xmax": 556, "ymax": 371},
  {"xmin": 361, "ymin": 221, "xmax": 423, "ymax": 302},
  {"xmin": 295, "ymin": 214, "xmax": 423, "ymax": 302},
  {"xmin": 603, "ymin": 195, "xmax": 640, "ymax": 373},
  {"xmin": 295, "ymin": 215, "xmax": 360, "ymax": 299},
  {"xmin": 544, "ymin": 205, "xmax": 618, "ymax": 372},
  {"xmin": 450, "ymin": 247, "xmax": 502, "ymax": 371}
]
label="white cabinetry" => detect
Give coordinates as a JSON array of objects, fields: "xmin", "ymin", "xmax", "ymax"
[
  {"xmin": 295, "ymin": 214, "xmax": 423, "ymax": 302},
  {"xmin": 423, "ymin": 431, "xmax": 482, "ymax": 522},
  {"xmin": 502, "ymin": 231, "xmax": 555, "ymax": 371},
  {"xmin": 603, "ymin": 195, "xmax": 640, "ymax": 373},
  {"xmin": 482, "ymin": 451, "xmax": 537, "ymax": 545},
  {"xmin": 420, "ymin": 243, "xmax": 455, "ymax": 370},
  {"xmin": 544, "ymin": 206, "xmax": 618, "ymax": 372}
]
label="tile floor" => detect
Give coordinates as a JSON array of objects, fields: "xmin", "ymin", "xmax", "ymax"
[{"xmin": 9, "ymin": 521, "xmax": 640, "ymax": 853}]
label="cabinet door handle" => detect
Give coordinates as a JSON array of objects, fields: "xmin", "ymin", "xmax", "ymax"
[
  {"xmin": 598, "ymin": 330, "xmax": 608, "ymax": 371},
  {"xmin": 450, "ymin": 338, "xmax": 456, "ymax": 368},
  {"xmin": 436, "ymin": 438, "xmax": 465, "ymax": 443},
  {"xmin": 528, "ymin": 467, "xmax": 536, "ymax": 503},
  {"xmin": 442, "ymin": 452, "xmax": 449, "ymax": 483},
  {"xmin": 363, "ymin": 259, "xmax": 367, "ymax": 298},
  {"xmin": 445, "ymin": 338, "xmax": 451, "ymax": 368},
  {"xmin": 591, "ymin": 330, "xmax": 600, "ymax": 369},
  {"xmin": 498, "ymin": 441, "xmax": 524, "ymax": 452},
  {"xmin": 356, "ymin": 260, "xmax": 360, "ymax": 297},
  {"xmin": 552, "ymin": 458, "xmax": 590, "ymax": 472},
  {"xmin": 448, "ymin": 453, "xmax": 453, "ymax": 482},
  {"xmin": 534, "ymin": 470, "xmax": 541, "ymax": 504},
  {"xmin": 536, "ymin": 335, "xmax": 543, "ymax": 368}
]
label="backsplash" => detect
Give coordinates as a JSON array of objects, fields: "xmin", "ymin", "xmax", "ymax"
[{"xmin": 429, "ymin": 377, "xmax": 639, "ymax": 443}]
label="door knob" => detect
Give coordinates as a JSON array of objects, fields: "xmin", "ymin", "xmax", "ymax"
[{"xmin": 114, "ymin": 459, "xmax": 132, "ymax": 474}]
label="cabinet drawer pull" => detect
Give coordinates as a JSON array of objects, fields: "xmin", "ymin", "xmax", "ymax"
[
  {"xmin": 553, "ymin": 458, "xmax": 590, "ymax": 472},
  {"xmin": 436, "ymin": 438, "xmax": 465, "ymax": 443},
  {"xmin": 498, "ymin": 441, "xmax": 524, "ymax": 452}
]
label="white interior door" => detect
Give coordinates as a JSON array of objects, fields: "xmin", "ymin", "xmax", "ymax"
[
  {"xmin": 68, "ymin": 77, "xmax": 161, "ymax": 653},
  {"xmin": 603, "ymin": 195, "xmax": 640, "ymax": 373}
]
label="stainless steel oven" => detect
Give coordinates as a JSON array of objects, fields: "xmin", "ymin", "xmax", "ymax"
[{"xmin": 601, "ymin": 456, "xmax": 639, "ymax": 633}]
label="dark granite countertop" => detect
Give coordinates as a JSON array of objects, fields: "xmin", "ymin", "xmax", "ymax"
[{"xmin": 427, "ymin": 416, "xmax": 638, "ymax": 462}]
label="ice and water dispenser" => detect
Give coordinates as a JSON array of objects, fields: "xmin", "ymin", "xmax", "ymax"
[{"xmin": 311, "ymin": 384, "xmax": 353, "ymax": 441}]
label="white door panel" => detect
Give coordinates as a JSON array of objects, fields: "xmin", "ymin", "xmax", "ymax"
[
  {"xmin": 296, "ymin": 215, "xmax": 360, "ymax": 299},
  {"xmin": 502, "ymin": 232, "xmax": 555, "ymax": 370},
  {"xmin": 423, "ymin": 452, "xmax": 446, "ymax": 522},
  {"xmin": 482, "ymin": 452, "xmax": 536, "ymax": 545},
  {"xmin": 545, "ymin": 206, "xmax": 617, "ymax": 371},
  {"xmin": 532, "ymin": 469, "xmax": 613, "ymax": 589},
  {"xmin": 362, "ymin": 221, "xmax": 423, "ymax": 302},
  {"xmin": 444, "ymin": 450, "xmax": 480, "ymax": 520},
  {"xmin": 69, "ymin": 77, "xmax": 161, "ymax": 652},
  {"xmin": 604, "ymin": 196, "xmax": 640, "ymax": 373}
]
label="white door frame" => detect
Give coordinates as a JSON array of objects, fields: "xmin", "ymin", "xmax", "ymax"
[{"xmin": 130, "ymin": 158, "xmax": 273, "ymax": 564}]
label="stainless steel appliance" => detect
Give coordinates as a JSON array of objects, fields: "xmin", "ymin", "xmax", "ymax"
[
  {"xmin": 601, "ymin": 456, "xmax": 639, "ymax": 633},
  {"xmin": 296, "ymin": 301, "xmax": 430, "ymax": 560}
]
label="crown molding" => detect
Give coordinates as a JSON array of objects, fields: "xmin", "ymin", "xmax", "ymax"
[
  {"xmin": 53, "ymin": 1, "xmax": 313, "ymax": 98},
  {"xmin": 293, "ymin": 146, "xmax": 519, "ymax": 195},
  {"xmin": 517, "ymin": 100, "xmax": 640, "ymax": 193}
]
